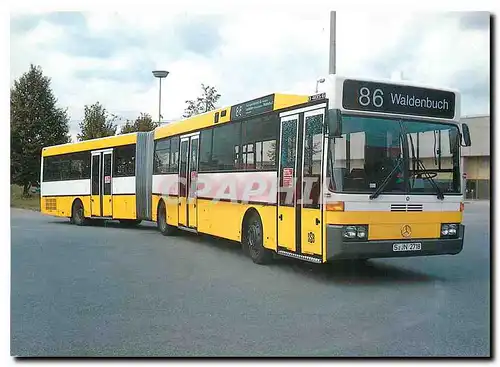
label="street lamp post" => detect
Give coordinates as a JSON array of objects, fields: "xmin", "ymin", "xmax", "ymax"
[
  {"xmin": 315, "ymin": 78, "xmax": 326, "ymax": 93},
  {"xmin": 152, "ymin": 70, "xmax": 169, "ymax": 123}
]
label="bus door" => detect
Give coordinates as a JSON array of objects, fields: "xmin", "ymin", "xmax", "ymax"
[
  {"xmin": 178, "ymin": 133, "xmax": 200, "ymax": 229},
  {"xmin": 277, "ymin": 103, "xmax": 326, "ymax": 258},
  {"xmin": 91, "ymin": 149, "xmax": 113, "ymax": 217},
  {"xmin": 300, "ymin": 108, "xmax": 325, "ymax": 256}
]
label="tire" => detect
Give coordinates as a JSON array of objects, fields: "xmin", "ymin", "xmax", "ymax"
[
  {"xmin": 71, "ymin": 200, "xmax": 87, "ymax": 226},
  {"xmin": 157, "ymin": 201, "xmax": 176, "ymax": 236},
  {"xmin": 243, "ymin": 212, "xmax": 273, "ymax": 265},
  {"xmin": 119, "ymin": 219, "xmax": 142, "ymax": 227}
]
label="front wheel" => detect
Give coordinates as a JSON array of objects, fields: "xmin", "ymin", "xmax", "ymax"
[{"xmin": 243, "ymin": 212, "xmax": 273, "ymax": 265}]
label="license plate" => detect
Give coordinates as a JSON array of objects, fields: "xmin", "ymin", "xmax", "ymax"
[{"xmin": 392, "ymin": 242, "xmax": 422, "ymax": 252}]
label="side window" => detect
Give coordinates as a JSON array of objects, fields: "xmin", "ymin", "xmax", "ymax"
[
  {"xmin": 114, "ymin": 144, "xmax": 136, "ymax": 177},
  {"xmin": 43, "ymin": 156, "xmax": 57, "ymax": 182},
  {"xmin": 69, "ymin": 152, "xmax": 91, "ymax": 180},
  {"xmin": 70, "ymin": 156, "xmax": 80, "ymax": 179},
  {"xmin": 199, "ymin": 129, "xmax": 213, "ymax": 171},
  {"xmin": 241, "ymin": 114, "xmax": 278, "ymax": 170},
  {"xmin": 42, "ymin": 151, "xmax": 91, "ymax": 181},
  {"xmin": 168, "ymin": 137, "xmax": 180, "ymax": 173},
  {"xmin": 59, "ymin": 157, "xmax": 71, "ymax": 180},
  {"xmin": 154, "ymin": 138, "xmax": 170, "ymax": 174},
  {"xmin": 211, "ymin": 122, "xmax": 241, "ymax": 171}
]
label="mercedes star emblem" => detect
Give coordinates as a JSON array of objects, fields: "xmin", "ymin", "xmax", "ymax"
[{"xmin": 401, "ymin": 224, "xmax": 412, "ymax": 238}]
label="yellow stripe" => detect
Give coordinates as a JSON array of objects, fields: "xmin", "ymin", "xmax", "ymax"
[
  {"xmin": 273, "ymin": 94, "xmax": 309, "ymax": 110},
  {"xmin": 154, "ymin": 93, "xmax": 309, "ymax": 140},
  {"xmin": 326, "ymin": 211, "xmax": 462, "ymax": 224},
  {"xmin": 40, "ymin": 194, "xmax": 137, "ymax": 219},
  {"xmin": 43, "ymin": 134, "xmax": 137, "ymax": 157},
  {"xmin": 326, "ymin": 211, "xmax": 462, "ymax": 240}
]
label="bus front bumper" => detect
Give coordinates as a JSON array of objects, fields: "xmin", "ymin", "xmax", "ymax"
[{"xmin": 326, "ymin": 224, "xmax": 464, "ymax": 261}]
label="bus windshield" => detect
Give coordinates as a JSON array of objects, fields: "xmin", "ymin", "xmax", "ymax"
[{"xmin": 327, "ymin": 114, "xmax": 461, "ymax": 195}]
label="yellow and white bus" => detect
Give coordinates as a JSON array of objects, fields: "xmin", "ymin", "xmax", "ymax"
[
  {"xmin": 40, "ymin": 133, "xmax": 151, "ymax": 226},
  {"xmin": 41, "ymin": 74, "xmax": 472, "ymax": 265}
]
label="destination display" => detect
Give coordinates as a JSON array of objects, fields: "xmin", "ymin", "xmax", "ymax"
[
  {"xmin": 230, "ymin": 94, "xmax": 275, "ymax": 120},
  {"xmin": 308, "ymin": 92, "xmax": 326, "ymax": 102},
  {"xmin": 342, "ymin": 79, "xmax": 456, "ymax": 119}
]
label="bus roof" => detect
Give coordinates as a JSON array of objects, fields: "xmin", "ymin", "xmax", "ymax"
[
  {"xmin": 42, "ymin": 132, "xmax": 137, "ymax": 157},
  {"xmin": 154, "ymin": 93, "xmax": 309, "ymax": 140}
]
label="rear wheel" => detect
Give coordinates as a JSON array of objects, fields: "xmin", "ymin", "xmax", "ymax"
[
  {"xmin": 157, "ymin": 201, "xmax": 176, "ymax": 236},
  {"xmin": 243, "ymin": 212, "xmax": 273, "ymax": 265},
  {"xmin": 71, "ymin": 200, "xmax": 86, "ymax": 226}
]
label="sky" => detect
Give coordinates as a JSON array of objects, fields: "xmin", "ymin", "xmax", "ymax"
[{"xmin": 10, "ymin": 10, "xmax": 490, "ymax": 141}]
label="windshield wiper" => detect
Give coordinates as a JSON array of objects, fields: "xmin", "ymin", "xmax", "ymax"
[
  {"xmin": 406, "ymin": 129, "xmax": 445, "ymax": 200},
  {"xmin": 369, "ymin": 157, "xmax": 404, "ymax": 200},
  {"xmin": 414, "ymin": 159, "xmax": 444, "ymax": 200}
]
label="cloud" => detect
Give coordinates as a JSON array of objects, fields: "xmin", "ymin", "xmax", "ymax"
[
  {"xmin": 175, "ymin": 14, "xmax": 225, "ymax": 56},
  {"xmin": 10, "ymin": 10, "xmax": 490, "ymax": 142},
  {"xmin": 457, "ymin": 11, "xmax": 491, "ymax": 31}
]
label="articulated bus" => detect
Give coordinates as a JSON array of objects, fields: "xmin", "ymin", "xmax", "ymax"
[
  {"xmin": 41, "ymin": 74, "xmax": 472, "ymax": 265},
  {"xmin": 40, "ymin": 132, "xmax": 152, "ymax": 226}
]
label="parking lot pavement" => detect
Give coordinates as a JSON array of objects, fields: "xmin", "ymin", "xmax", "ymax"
[{"xmin": 11, "ymin": 205, "xmax": 490, "ymax": 357}]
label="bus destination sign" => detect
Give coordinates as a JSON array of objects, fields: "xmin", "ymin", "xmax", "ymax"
[
  {"xmin": 342, "ymin": 79, "xmax": 456, "ymax": 119},
  {"xmin": 230, "ymin": 94, "xmax": 275, "ymax": 120},
  {"xmin": 308, "ymin": 92, "xmax": 326, "ymax": 102}
]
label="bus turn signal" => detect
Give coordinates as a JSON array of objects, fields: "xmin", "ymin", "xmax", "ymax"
[{"xmin": 326, "ymin": 201, "xmax": 344, "ymax": 211}]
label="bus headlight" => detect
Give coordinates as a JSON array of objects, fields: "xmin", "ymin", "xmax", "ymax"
[
  {"xmin": 441, "ymin": 223, "xmax": 458, "ymax": 238},
  {"xmin": 343, "ymin": 225, "xmax": 368, "ymax": 240},
  {"xmin": 343, "ymin": 226, "xmax": 357, "ymax": 239},
  {"xmin": 356, "ymin": 226, "xmax": 367, "ymax": 239},
  {"xmin": 447, "ymin": 224, "xmax": 458, "ymax": 236},
  {"xmin": 441, "ymin": 224, "xmax": 449, "ymax": 236}
]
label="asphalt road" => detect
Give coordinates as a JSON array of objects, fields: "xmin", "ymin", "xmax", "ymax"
[{"xmin": 11, "ymin": 202, "xmax": 490, "ymax": 357}]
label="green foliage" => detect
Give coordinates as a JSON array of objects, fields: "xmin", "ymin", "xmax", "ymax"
[
  {"xmin": 119, "ymin": 113, "xmax": 159, "ymax": 134},
  {"xmin": 11, "ymin": 185, "xmax": 40, "ymax": 211},
  {"xmin": 77, "ymin": 101, "xmax": 117, "ymax": 141},
  {"xmin": 10, "ymin": 64, "xmax": 70, "ymax": 196},
  {"xmin": 183, "ymin": 84, "xmax": 221, "ymax": 118}
]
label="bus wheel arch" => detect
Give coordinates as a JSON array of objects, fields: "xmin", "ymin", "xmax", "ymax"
[
  {"xmin": 241, "ymin": 208, "xmax": 273, "ymax": 264},
  {"xmin": 157, "ymin": 199, "xmax": 176, "ymax": 236},
  {"xmin": 71, "ymin": 198, "xmax": 86, "ymax": 226}
]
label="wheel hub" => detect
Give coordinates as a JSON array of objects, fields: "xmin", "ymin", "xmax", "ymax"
[{"xmin": 248, "ymin": 223, "xmax": 260, "ymax": 255}]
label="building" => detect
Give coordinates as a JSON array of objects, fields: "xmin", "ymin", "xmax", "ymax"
[{"xmin": 461, "ymin": 115, "xmax": 491, "ymax": 200}]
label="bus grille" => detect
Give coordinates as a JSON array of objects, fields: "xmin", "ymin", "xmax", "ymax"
[
  {"xmin": 390, "ymin": 204, "xmax": 423, "ymax": 212},
  {"xmin": 45, "ymin": 198, "xmax": 57, "ymax": 211}
]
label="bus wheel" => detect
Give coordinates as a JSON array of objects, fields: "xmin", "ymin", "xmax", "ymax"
[
  {"xmin": 119, "ymin": 219, "xmax": 142, "ymax": 227},
  {"xmin": 244, "ymin": 212, "xmax": 272, "ymax": 265},
  {"xmin": 157, "ymin": 201, "xmax": 175, "ymax": 236},
  {"xmin": 71, "ymin": 200, "xmax": 87, "ymax": 226}
]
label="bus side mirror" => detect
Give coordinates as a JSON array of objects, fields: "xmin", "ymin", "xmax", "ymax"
[
  {"xmin": 461, "ymin": 123, "xmax": 471, "ymax": 147},
  {"xmin": 328, "ymin": 109, "xmax": 342, "ymax": 137}
]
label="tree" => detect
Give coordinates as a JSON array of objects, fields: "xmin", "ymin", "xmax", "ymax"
[
  {"xmin": 119, "ymin": 113, "xmax": 159, "ymax": 134},
  {"xmin": 10, "ymin": 64, "xmax": 71, "ymax": 196},
  {"xmin": 183, "ymin": 83, "xmax": 221, "ymax": 118},
  {"xmin": 77, "ymin": 102, "xmax": 117, "ymax": 141}
]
